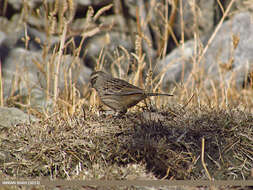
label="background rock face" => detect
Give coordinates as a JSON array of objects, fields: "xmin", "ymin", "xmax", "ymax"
[{"xmin": 155, "ymin": 12, "xmax": 253, "ymax": 90}]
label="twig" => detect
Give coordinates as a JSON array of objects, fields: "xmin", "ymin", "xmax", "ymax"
[
  {"xmin": 0, "ymin": 60, "xmax": 3, "ymax": 106},
  {"xmin": 182, "ymin": 93, "xmax": 195, "ymax": 110},
  {"xmin": 216, "ymin": 0, "xmax": 225, "ymax": 15},
  {"xmin": 93, "ymin": 4, "xmax": 113, "ymax": 21},
  {"xmin": 179, "ymin": 0, "xmax": 184, "ymax": 49},
  {"xmin": 161, "ymin": 167, "xmax": 171, "ymax": 180},
  {"xmin": 201, "ymin": 137, "xmax": 212, "ymax": 180},
  {"xmin": 54, "ymin": 20, "xmax": 68, "ymax": 106},
  {"xmin": 197, "ymin": 0, "xmax": 236, "ymax": 64}
]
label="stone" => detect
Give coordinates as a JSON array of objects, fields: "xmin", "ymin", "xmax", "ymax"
[
  {"xmin": 155, "ymin": 12, "xmax": 253, "ymax": 90},
  {"xmin": 2, "ymin": 48, "xmax": 92, "ymax": 111},
  {"xmin": 0, "ymin": 107, "xmax": 37, "ymax": 129}
]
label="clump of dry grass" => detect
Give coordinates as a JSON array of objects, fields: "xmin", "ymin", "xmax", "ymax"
[{"xmin": 0, "ymin": 106, "xmax": 252, "ymax": 180}]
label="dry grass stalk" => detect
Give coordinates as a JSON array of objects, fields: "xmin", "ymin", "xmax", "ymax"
[
  {"xmin": 179, "ymin": 0, "xmax": 185, "ymax": 48},
  {"xmin": 197, "ymin": 0, "xmax": 236, "ymax": 64},
  {"xmin": 53, "ymin": 20, "xmax": 68, "ymax": 107},
  {"xmin": 201, "ymin": 138, "xmax": 212, "ymax": 180},
  {"xmin": 93, "ymin": 4, "xmax": 113, "ymax": 21},
  {"xmin": 0, "ymin": 60, "xmax": 3, "ymax": 106}
]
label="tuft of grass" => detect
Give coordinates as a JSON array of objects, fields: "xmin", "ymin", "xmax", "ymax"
[{"xmin": 0, "ymin": 106, "xmax": 252, "ymax": 180}]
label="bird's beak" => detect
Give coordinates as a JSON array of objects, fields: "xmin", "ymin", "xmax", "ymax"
[{"xmin": 88, "ymin": 82, "xmax": 92, "ymax": 89}]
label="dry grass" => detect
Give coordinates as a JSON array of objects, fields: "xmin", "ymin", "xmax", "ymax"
[
  {"xmin": 0, "ymin": 0, "xmax": 253, "ymax": 188},
  {"xmin": 0, "ymin": 106, "xmax": 252, "ymax": 180}
]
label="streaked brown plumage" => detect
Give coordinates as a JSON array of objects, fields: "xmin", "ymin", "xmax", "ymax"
[{"xmin": 90, "ymin": 71, "xmax": 173, "ymax": 114}]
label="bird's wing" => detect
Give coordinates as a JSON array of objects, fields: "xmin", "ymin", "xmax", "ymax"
[{"xmin": 105, "ymin": 78, "xmax": 144, "ymax": 96}]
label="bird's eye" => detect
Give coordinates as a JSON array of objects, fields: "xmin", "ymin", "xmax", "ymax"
[{"xmin": 90, "ymin": 76, "xmax": 98, "ymax": 86}]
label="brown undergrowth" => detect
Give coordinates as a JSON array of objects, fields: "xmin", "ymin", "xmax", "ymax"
[{"xmin": 0, "ymin": 106, "xmax": 252, "ymax": 180}]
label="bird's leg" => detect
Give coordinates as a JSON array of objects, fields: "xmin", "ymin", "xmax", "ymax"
[{"xmin": 115, "ymin": 109, "xmax": 127, "ymax": 117}]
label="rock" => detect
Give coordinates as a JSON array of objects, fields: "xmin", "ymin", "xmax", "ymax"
[
  {"xmin": 0, "ymin": 31, "xmax": 10, "ymax": 64},
  {"xmin": 0, "ymin": 150, "xmax": 11, "ymax": 163},
  {"xmin": 154, "ymin": 39, "xmax": 195, "ymax": 90},
  {"xmin": 174, "ymin": 0, "xmax": 215, "ymax": 39},
  {"xmin": 6, "ymin": 0, "xmax": 36, "ymax": 10},
  {"xmin": 0, "ymin": 15, "xmax": 59, "ymax": 51},
  {"xmin": 155, "ymin": 11, "xmax": 253, "ymax": 90},
  {"xmin": 0, "ymin": 12, "xmax": 92, "ymax": 112},
  {"xmin": 0, "ymin": 107, "xmax": 37, "ymax": 129},
  {"xmin": 2, "ymin": 48, "xmax": 92, "ymax": 111},
  {"xmin": 68, "ymin": 15, "xmax": 134, "ymax": 69},
  {"xmin": 204, "ymin": 11, "xmax": 253, "ymax": 88},
  {"xmin": 0, "ymin": 31, "xmax": 6, "ymax": 43},
  {"xmin": 0, "ymin": 15, "xmax": 23, "ymax": 48}
]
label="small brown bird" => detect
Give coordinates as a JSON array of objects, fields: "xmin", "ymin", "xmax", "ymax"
[{"xmin": 90, "ymin": 71, "xmax": 173, "ymax": 114}]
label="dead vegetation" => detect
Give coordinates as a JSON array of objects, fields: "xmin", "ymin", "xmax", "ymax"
[{"xmin": 0, "ymin": 106, "xmax": 252, "ymax": 181}]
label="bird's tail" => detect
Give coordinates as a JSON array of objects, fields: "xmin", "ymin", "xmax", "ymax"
[{"xmin": 146, "ymin": 93, "xmax": 173, "ymax": 97}]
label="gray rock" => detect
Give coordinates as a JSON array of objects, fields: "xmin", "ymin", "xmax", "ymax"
[
  {"xmin": 0, "ymin": 107, "xmax": 37, "ymax": 129},
  {"xmin": 155, "ymin": 12, "xmax": 253, "ymax": 90},
  {"xmin": 0, "ymin": 12, "xmax": 92, "ymax": 112},
  {"xmin": 0, "ymin": 15, "xmax": 59, "ymax": 51},
  {"xmin": 0, "ymin": 151, "xmax": 10, "ymax": 163},
  {"xmin": 204, "ymin": 11, "xmax": 253, "ymax": 88},
  {"xmin": 71, "ymin": 16, "xmax": 134, "ymax": 69},
  {"xmin": 154, "ymin": 39, "xmax": 195, "ymax": 90},
  {"xmin": 0, "ymin": 15, "xmax": 23, "ymax": 48},
  {"xmin": 0, "ymin": 31, "xmax": 6, "ymax": 44},
  {"xmin": 2, "ymin": 48, "xmax": 92, "ymax": 111},
  {"xmin": 174, "ymin": 0, "xmax": 215, "ymax": 39},
  {"xmin": 0, "ymin": 31, "xmax": 10, "ymax": 64},
  {"xmin": 6, "ymin": 0, "xmax": 54, "ymax": 10},
  {"xmin": 6, "ymin": 0, "xmax": 113, "ymax": 11}
]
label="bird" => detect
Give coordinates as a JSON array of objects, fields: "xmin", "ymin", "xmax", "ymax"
[{"xmin": 90, "ymin": 71, "xmax": 173, "ymax": 114}]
